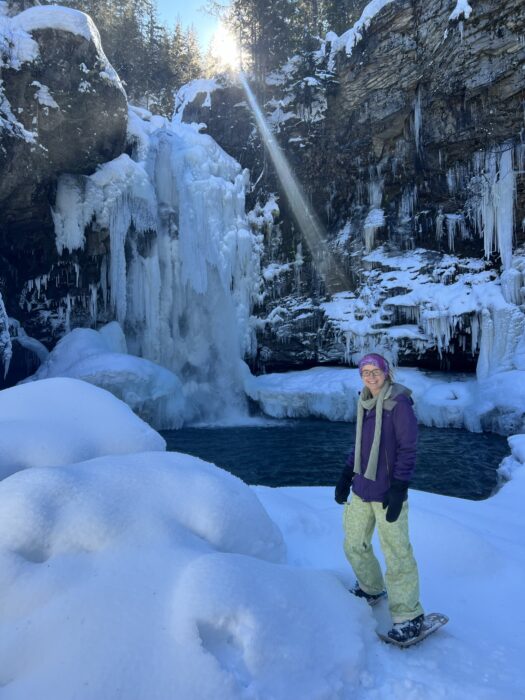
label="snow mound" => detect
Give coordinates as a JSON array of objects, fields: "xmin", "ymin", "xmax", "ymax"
[
  {"xmin": 0, "ymin": 452, "xmax": 284, "ymax": 565},
  {"xmin": 24, "ymin": 323, "xmax": 185, "ymax": 429},
  {"xmin": 0, "ymin": 451, "xmax": 374, "ymax": 699},
  {"xmin": 0, "ymin": 377, "xmax": 165, "ymax": 479}
]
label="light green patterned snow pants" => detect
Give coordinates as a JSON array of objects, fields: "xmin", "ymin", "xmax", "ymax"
[{"xmin": 343, "ymin": 493, "xmax": 424, "ymax": 623}]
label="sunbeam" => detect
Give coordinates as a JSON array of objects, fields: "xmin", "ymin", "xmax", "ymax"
[{"xmin": 239, "ymin": 73, "xmax": 349, "ymax": 294}]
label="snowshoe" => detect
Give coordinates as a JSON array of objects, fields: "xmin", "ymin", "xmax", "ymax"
[{"xmin": 377, "ymin": 613, "xmax": 449, "ymax": 648}]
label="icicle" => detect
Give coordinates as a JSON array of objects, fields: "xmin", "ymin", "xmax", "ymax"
[
  {"xmin": 435, "ymin": 211, "xmax": 445, "ymax": 242},
  {"xmin": 420, "ymin": 312, "xmax": 458, "ymax": 357},
  {"xmin": 399, "ymin": 185, "xmax": 418, "ymax": 226},
  {"xmin": 515, "ymin": 143, "xmax": 525, "ymax": 174},
  {"xmin": 500, "ymin": 269, "xmax": 521, "ymax": 305},
  {"xmin": 368, "ymin": 172, "xmax": 384, "ymax": 208},
  {"xmin": 100, "ymin": 255, "xmax": 108, "ymax": 310},
  {"xmin": 51, "ymin": 175, "xmax": 90, "ymax": 254},
  {"xmin": 363, "ymin": 208, "xmax": 385, "ymax": 252},
  {"xmin": 471, "ymin": 313, "xmax": 480, "ymax": 354},
  {"xmin": 444, "ymin": 214, "xmax": 467, "ymax": 252},
  {"xmin": 89, "ymin": 283, "xmax": 98, "ymax": 325},
  {"xmin": 363, "ymin": 173, "xmax": 385, "ymax": 251},
  {"xmin": 294, "ymin": 243, "xmax": 303, "ymax": 293},
  {"xmin": 446, "ymin": 169, "xmax": 455, "ymax": 193},
  {"xmin": 64, "ymin": 294, "xmax": 72, "ymax": 334},
  {"xmin": 414, "ymin": 87, "xmax": 422, "ymax": 154}
]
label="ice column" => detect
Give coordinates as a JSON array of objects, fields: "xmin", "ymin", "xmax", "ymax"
[
  {"xmin": 144, "ymin": 124, "xmax": 260, "ymax": 422},
  {"xmin": 477, "ymin": 306, "xmax": 525, "ymax": 379},
  {"xmin": 364, "ymin": 172, "xmax": 384, "ymax": 251},
  {"xmin": 473, "ymin": 147, "xmax": 515, "ymax": 270}
]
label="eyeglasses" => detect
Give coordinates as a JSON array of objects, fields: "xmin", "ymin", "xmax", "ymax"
[{"xmin": 361, "ymin": 369, "xmax": 384, "ymax": 378}]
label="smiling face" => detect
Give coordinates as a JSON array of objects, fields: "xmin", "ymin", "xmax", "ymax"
[{"xmin": 360, "ymin": 364, "xmax": 387, "ymax": 397}]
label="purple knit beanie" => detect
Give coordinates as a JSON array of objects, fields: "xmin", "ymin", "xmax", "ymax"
[{"xmin": 358, "ymin": 353, "xmax": 389, "ymax": 375}]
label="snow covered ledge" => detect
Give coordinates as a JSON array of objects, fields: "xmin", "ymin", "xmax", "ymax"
[{"xmin": 245, "ymin": 366, "xmax": 525, "ymax": 435}]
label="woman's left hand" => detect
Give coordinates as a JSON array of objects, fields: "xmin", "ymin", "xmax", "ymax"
[{"xmin": 382, "ymin": 479, "xmax": 409, "ymax": 522}]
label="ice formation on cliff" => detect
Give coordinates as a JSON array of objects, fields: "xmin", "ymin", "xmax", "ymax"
[{"xmin": 50, "ymin": 110, "xmax": 261, "ymax": 425}]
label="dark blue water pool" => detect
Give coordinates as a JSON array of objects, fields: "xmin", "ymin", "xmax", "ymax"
[{"xmin": 161, "ymin": 420, "xmax": 510, "ymax": 500}]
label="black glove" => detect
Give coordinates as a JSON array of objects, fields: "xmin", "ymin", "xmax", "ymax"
[
  {"xmin": 382, "ymin": 479, "xmax": 409, "ymax": 522},
  {"xmin": 334, "ymin": 471, "xmax": 354, "ymax": 504}
]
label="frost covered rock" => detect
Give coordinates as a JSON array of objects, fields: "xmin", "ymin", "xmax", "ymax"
[
  {"xmin": 184, "ymin": 0, "xmax": 525, "ymax": 375},
  {"xmin": 0, "ymin": 4, "xmax": 127, "ymax": 314},
  {"xmin": 0, "ymin": 5, "xmax": 127, "ymax": 210},
  {"xmin": 0, "ymin": 317, "xmax": 47, "ymax": 390},
  {"xmin": 172, "ymin": 77, "xmax": 253, "ymax": 166},
  {"xmin": 0, "ymin": 376, "xmax": 165, "ymax": 479}
]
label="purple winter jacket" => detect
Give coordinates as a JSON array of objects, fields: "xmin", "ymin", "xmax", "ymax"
[{"xmin": 344, "ymin": 384, "xmax": 418, "ymax": 502}]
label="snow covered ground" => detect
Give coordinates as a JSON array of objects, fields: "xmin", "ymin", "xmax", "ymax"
[{"xmin": 0, "ymin": 379, "xmax": 523, "ymax": 699}]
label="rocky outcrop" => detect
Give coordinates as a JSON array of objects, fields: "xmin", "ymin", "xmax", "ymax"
[
  {"xmin": 1, "ymin": 0, "xmax": 524, "ymax": 392},
  {"xmin": 180, "ymin": 0, "xmax": 525, "ymax": 373},
  {"xmin": 0, "ymin": 5, "xmax": 127, "ymax": 350}
]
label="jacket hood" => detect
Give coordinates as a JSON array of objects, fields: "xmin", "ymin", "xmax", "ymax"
[{"xmin": 390, "ymin": 382, "xmax": 413, "ymax": 399}]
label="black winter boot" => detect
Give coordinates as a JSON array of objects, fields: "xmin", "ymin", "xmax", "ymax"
[
  {"xmin": 350, "ymin": 582, "xmax": 386, "ymax": 606},
  {"xmin": 387, "ymin": 614, "xmax": 425, "ymax": 642}
]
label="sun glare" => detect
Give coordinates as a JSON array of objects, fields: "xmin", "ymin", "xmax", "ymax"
[{"xmin": 210, "ymin": 23, "xmax": 240, "ymax": 71}]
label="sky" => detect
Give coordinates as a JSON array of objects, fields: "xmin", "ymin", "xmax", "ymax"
[{"xmin": 155, "ymin": 0, "xmax": 223, "ymax": 49}]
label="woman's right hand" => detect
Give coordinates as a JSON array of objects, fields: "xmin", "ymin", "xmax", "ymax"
[{"xmin": 334, "ymin": 472, "xmax": 353, "ymax": 504}]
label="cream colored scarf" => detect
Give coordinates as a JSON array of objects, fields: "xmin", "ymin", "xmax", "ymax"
[{"xmin": 353, "ymin": 379, "xmax": 392, "ymax": 481}]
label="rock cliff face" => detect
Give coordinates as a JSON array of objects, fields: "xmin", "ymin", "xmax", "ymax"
[
  {"xmin": 0, "ymin": 4, "xmax": 127, "ymax": 378},
  {"xmin": 1, "ymin": 0, "xmax": 524, "ymax": 390},
  {"xmin": 180, "ymin": 0, "xmax": 525, "ymax": 374}
]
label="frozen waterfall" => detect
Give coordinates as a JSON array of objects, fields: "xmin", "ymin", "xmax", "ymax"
[{"xmin": 51, "ymin": 112, "xmax": 261, "ymax": 426}]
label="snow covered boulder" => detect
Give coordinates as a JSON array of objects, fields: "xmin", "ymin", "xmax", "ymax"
[
  {"xmin": 0, "ymin": 4, "xmax": 127, "ymax": 235},
  {"xmin": 0, "ymin": 377, "xmax": 165, "ymax": 479},
  {"xmin": 24, "ymin": 324, "xmax": 186, "ymax": 429}
]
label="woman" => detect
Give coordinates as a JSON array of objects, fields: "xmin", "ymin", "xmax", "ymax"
[{"xmin": 334, "ymin": 353, "xmax": 424, "ymax": 643}]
